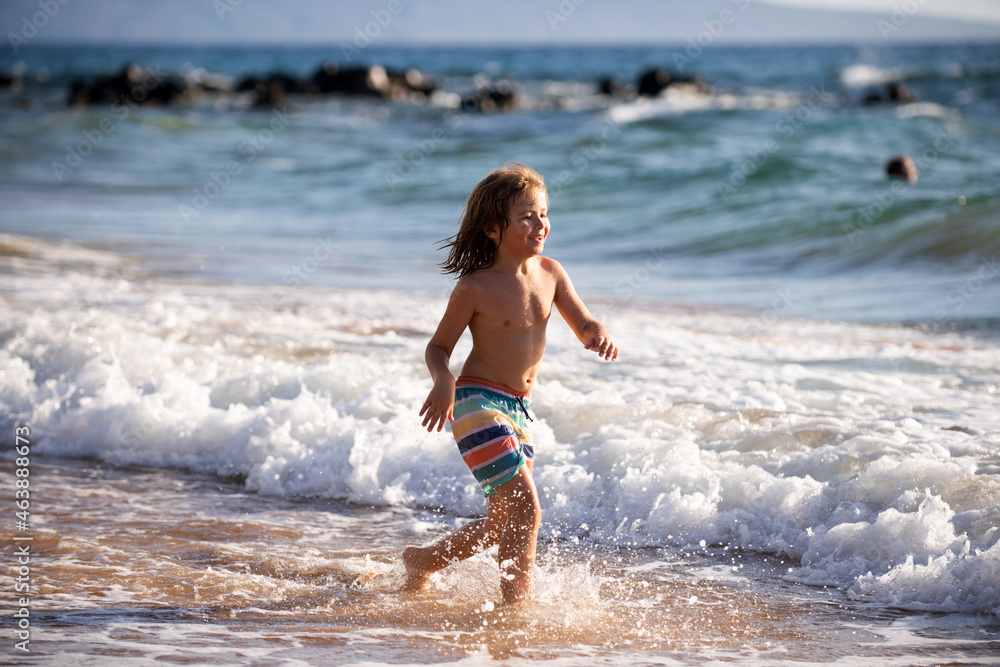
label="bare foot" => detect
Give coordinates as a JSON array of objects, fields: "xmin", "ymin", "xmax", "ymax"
[{"xmin": 401, "ymin": 546, "xmax": 433, "ymax": 592}]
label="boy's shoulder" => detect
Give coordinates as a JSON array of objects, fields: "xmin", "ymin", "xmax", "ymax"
[
  {"xmin": 536, "ymin": 255, "xmax": 564, "ymax": 274},
  {"xmin": 451, "ymin": 269, "xmax": 494, "ymax": 304}
]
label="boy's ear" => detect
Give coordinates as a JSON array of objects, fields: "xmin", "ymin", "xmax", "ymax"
[{"xmin": 485, "ymin": 223, "xmax": 501, "ymax": 241}]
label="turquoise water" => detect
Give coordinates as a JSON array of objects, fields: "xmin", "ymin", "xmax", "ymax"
[{"xmin": 1, "ymin": 42, "xmax": 998, "ymax": 324}]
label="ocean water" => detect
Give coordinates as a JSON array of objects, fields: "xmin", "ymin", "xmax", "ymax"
[{"xmin": 1, "ymin": 43, "xmax": 999, "ymax": 665}]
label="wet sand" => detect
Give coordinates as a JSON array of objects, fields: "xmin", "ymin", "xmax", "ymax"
[{"xmin": 4, "ymin": 459, "xmax": 999, "ymax": 666}]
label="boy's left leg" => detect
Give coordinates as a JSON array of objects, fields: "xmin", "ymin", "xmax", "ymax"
[
  {"xmin": 401, "ymin": 491, "xmax": 510, "ymax": 590},
  {"xmin": 401, "ymin": 460, "xmax": 536, "ymax": 592},
  {"xmin": 495, "ymin": 465, "xmax": 541, "ymax": 604}
]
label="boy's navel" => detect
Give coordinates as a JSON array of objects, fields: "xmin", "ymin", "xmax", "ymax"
[{"xmin": 503, "ymin": 320, "xmax": 511, "ymax": 327}]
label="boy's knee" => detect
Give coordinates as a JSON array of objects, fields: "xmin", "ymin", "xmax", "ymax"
[
  {"xmin": 511, "ymin": 482, "xmax": 541, "ymax": 527},
  {"xmin": 497, "ymin": 472, "xmax": 540, "ymax": 517}
]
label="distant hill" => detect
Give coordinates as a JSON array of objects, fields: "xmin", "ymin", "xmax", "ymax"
[{"xmin": 523, "ymin": 0, "xmax": 1000, "ymax": 44}]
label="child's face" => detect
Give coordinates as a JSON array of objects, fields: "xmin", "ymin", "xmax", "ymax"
[{"xmin": 490, "ymin": 188, "xmax": 549, "ymax": 258}]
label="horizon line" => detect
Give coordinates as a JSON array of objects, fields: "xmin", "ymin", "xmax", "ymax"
[{"xmin": 9, "ymin": 36, "xmax": 1000, "ymax": 50}]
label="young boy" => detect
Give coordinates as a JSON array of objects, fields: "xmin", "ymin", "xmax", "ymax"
[{"xmin": 403, "ymin": 163, "xmax": 618, "ymax": 605}]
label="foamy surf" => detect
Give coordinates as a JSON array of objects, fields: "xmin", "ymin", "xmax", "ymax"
[{"xmin": 3, "ymin": 234, "xmax": 998, "ymax": 632}]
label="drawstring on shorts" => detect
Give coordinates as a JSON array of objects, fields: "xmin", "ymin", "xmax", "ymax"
[{"xmin": 516, "ymin": 395, "xmax": 533, "ymax": 422}]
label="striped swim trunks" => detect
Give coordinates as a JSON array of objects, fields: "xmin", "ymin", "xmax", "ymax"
[{"xmin": 452, "ymin": 376, "xmax": 534, "ymax": 498}]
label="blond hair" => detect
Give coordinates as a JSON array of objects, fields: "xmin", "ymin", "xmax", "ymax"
[{"xmin": 439, "ymin": 163, "xmax": 546, "ymax": 277}]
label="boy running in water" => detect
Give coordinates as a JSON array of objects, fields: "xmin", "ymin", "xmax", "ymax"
[{"xmin": 403, "ymin": 163, "xmax": 618, "ymax": 604}]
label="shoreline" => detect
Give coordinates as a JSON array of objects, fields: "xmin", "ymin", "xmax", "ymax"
[
  {"xmin": 5, "ymin": 458, "xmax": 999, "ymax": 666},
  {"xmin": 3, "ymin": 230, "xmax": 999, "ymax": 336}
]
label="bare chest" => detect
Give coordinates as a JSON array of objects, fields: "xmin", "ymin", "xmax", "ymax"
[{"xmin": 480, "ymin": 282, "xmax": 554, "ymax": 330}]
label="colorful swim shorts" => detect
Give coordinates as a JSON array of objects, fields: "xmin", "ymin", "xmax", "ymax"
[{"xmin": 452, "ymin": 376, "xmax": 535, "ymax": 498}]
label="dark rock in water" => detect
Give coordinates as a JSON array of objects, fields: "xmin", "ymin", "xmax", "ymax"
[
  {"xmin": 235, "ymin": 75, "xmax": 262, "ymax": 93},
  {"xmin": 145, "ymin": 79, "xmax": 189, "ymax": 105},
  {"xmin": 251, "ymin": 80, "xmax": 288, "ymax": 110},
  {"xmin": 598, "ymin": 75, "xmax": 629, "ymax": 97},
  {"xmin": 66, "ymin": 63, "xmax": 191, "ymax": 107},
  {"xmin": 391, "ymin": 67, "xmax": 437, "ymax": 100},
  {"xmin": 460, "ymin": 84, "xmax": 517, "ymax": 113},
  {"xmin": 235, "ymin": 73, "xmax": 313, "ymax": 96},
  {"xmin": 637, "ymin": 68, "xmax": 673, "ymax": 97},
  {"xmin": 63, "ymin": 60, "xmax": 437, "ymax": 109},
  {"xmin": 234, "ymin": 72, "xmax": 311, "ymax": 108},
  {"xmin": 636, "ymin": 68, "xmax": 710, "ymax": 97},
  {"xmin": 863, "ymin": 81, "xmax": 916, "ymax": 105},
  {"xmin": 312, "ymin": 62, "xmax": 373, "ymax": 95},
  {"xmin": 273, "ymin": 73, "xmax": 314, "ymax": 95},
  {"xmin": 0, "ymin": 73, "xmax": 24, "ymax": 91},
  {"xmin": 311, "ymin": 62, "xmax": 437, "ymax": 100},
  {"xmin": 887, "ymin": 82, "xmax": 916, "ymax": 103}
]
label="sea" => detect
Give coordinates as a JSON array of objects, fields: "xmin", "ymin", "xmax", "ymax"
[{"xmin": 1, "ymin": 41, "xmax": 999, "ymax": 666}]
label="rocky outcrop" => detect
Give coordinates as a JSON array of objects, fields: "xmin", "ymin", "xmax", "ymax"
[
  {"xmin": 863, "ymin": 82, "xmax": 917, "ymax": 105},
  {"xmin": 636, "ymin": 68, "xmax": 710, "ymax": 97},
  {"xmin": 460, "ymin": 84, "xmax": 518, "ymax": 113},
  {"xmin": 0, "ymin": 73, "xmax": 24, "ymax": 91},
  {"xmin": 67, "ymin": 63, "xmax": 192, "ymax": 107},
  {"xmin": 68, "ymin": 61, "xmax": 438, "ymax": 109},
  {"xmin": 311, "ymin": 62, "xmax": 437, "ymax": 100}
]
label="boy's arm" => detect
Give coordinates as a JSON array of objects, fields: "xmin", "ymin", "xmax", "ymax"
[
  {"xmin": 420, "ymin": 280, "xmax": 477, "ymax": 432},
  {"xmin": 550, "ymin": 260, "xmax": 619, "ymax": 361}
]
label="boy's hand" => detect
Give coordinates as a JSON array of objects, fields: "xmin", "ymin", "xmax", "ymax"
[
  {"xmin": 420, "ymin": 378, "xmax": 456, "ymax": 432},
  {"xmin": 584, "ymin": 325, "xmax": 619, "ymax": 361}
]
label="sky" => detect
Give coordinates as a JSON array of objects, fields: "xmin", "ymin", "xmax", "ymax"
[
  {"xmin": 3, "ymin": 0, "xmax": 1000, "ymax": 46},
  {"xmin": 768, "ymin": 0, "xmax": 1000, "ymax": 24}
]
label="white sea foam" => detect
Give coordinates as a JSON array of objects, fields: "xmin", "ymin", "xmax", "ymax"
[
  {"xmin": 605, "ymin": 86, "xmax": 827, "ymax": 125},
  {"xmin": 893, "ymin": 101, "xmax": 962, "ymax": 120},
  {"xmin": 840, "ymin": 64, "xmax": 911, "ymax": 88},
  {"xmin": 2, "ymin": 235, "xmax": 999, "ymax": 617}
]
